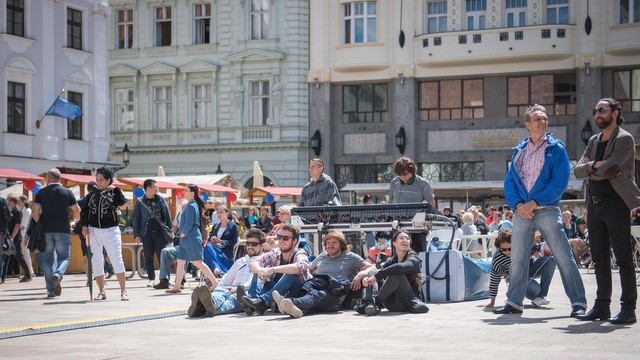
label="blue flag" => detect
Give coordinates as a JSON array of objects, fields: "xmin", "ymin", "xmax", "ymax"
[{"xmin": 45, "ymin": 97, "xmax": 83, "ymax": 120}]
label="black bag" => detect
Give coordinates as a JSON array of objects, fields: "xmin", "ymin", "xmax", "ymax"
[
  {"xmin": 136, "ymin": 198, "xmax": 178, "ymax": 245},
  {"xmin": 1, "ymin": 234, "xmax": 17, "ymax": 256}
]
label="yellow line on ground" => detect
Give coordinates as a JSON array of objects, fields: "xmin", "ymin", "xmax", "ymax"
[{"xmin": 0, "ymin": 308, "xmax": 187, "ymax": 334}]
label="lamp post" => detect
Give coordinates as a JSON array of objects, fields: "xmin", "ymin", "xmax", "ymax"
[
  {"xmin": 215, "ymin": 165, "xmax": 224, "ymax": 174},
  {"xmin": 581, "ymin": 120, "xmax": 593, "ymax": 145},
  {"xmin": 310, "ymin": 130, "xmax": 322, "ymax": 156},
  {"xmin": 395, "ymin": 127, "xmax": 406, "ymax": 155},
  {"xmin": 110, "ymin": 143, "xmax": 131, "ymax": 173}
]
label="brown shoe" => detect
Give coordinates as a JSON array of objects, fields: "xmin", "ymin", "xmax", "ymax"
[{"xmin": 197, "ymin": 286, "xmax": 216, "ymax": 316}]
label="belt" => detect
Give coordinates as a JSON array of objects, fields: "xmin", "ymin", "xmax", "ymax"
[{"xmin": 591, "ymin": 195, "xmax": 604, "ymax": 204}]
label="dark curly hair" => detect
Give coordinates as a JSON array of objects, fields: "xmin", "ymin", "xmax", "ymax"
[{"xmin": 494, "ymin": 230, "xmax": 512, "ymax": 248}]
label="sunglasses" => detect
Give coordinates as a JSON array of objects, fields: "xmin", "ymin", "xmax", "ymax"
[
  {"xmin": 592, "ymin": 107, "xmax": 611, "ymax": 115},
  {"xmin": 277, "ymin": 235, "xmax": 293, "ymax": 241},
  {"xmin": 501, "ymin": 247, "xmax": 511, "ymax": 252},
  {"xmin": 246, "ymin": 241, "xmax": 261, "ymax": 247}
]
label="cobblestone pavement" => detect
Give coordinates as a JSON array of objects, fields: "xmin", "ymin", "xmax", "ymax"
[{"xmin": 0, "ymin": 268, "xmax": 638, "ymax": 359}]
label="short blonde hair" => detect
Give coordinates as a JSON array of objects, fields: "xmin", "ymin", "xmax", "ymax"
[
  {"xmin": 277, "ymin": 205, "xmax": 291, "ymax": 215},
  {"xmin": 462, "ymin": 212, "xmax": 474, "ymax": 224}
]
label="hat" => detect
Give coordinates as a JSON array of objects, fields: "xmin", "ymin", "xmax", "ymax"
[
  {"xmin": 322, "ymin": 230, "xmax": 347, "ymax": 246},
  {"xmin": 499, "ymin": 220, "xmax": 513, "ymax": 231},
  {"xmin": 534, "ymin": 230, "xmax": 542, "ymax": 238},
  {"xmin": 443, "ymin": 206, "xmax": 451, "ymax": 211}
]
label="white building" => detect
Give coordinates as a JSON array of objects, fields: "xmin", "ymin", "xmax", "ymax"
[
  {"xmin": 309, "ymin": 0, "xmax": 640, "ymax": 207},
  {"xmin": 108, "ymin": 0, "xmax": 310, "ymax": 189},
  {"xmin": 0, "ymin": 0, "xmax": 112, "ymax": 176}
]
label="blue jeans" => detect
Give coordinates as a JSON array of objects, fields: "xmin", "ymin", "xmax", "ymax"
[
  {"xmin": 159, "ymin": 246, "xmax": 178, "ymax": 280},
  {"xmin": 211, "ymin": 281, "xmax": 264, "ymax": 315},
  {"xmin": 248, "ymin": 273, "xmax": 303, "ymax": 306},
  {"xmin": 526, "ymin": 256, "xmax": 556, "ymax": 299},
  {"xmin": 506, "ymin": 207, "xmax": 586, "ymax": 310},
  {"xmin": 44, "ymin": 232, "xmax": 71, "ymax": 293},
  {"xmin": 36, "ymin": 251, "xmax": 45, "ymax": 274}
]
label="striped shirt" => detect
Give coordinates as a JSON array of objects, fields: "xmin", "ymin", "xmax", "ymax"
[
  {"xmin": 489, "ymin": 249, "xmax": 511, "ymax": 298},
  {"xmin": 517, "ymin": 135, "xmax": 547, "ymax": 193},
  {"xmin": 251, "ymin": 248, "xmax": 312, "ymax": 282}
]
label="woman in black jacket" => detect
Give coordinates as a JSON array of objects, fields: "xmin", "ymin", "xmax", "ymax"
[
  {"xmin": 356, "ymin": 230, "xmax": 430, "ymax": 316},
  {"xmin": 81, "ymin": 168, "xmax": 128, "ymax": 301}
]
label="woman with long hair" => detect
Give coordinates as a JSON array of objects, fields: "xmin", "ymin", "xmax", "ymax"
[
  {"xmin": 166, "ymin": 184, "xmax": 218, "ymax": 293},
  {"xmin": 356, "ymin": 230, "xmax": 430, "ymax": 316},
  {"xmin": 203, "ymin": 205, "xmax": 239, "ymax": 275},
  {"xmin": 81, "ymin": 167, "xmax": 128, "ymax": 300}
]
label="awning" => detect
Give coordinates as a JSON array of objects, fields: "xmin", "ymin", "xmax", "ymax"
[
  {"xmin": 118, "ymin": 178, "xmax": 184, "ymax": 190},
  {"xmin": 247, "ymin": 186, "xmax": 302, "ymax": 204},
  {"xmin": 188, "ymin": 183, "xmax": 238, "ymax": 194},
  {"xmin": 0, "ymin": 168, "xmax": 44, "ymax": 181}
]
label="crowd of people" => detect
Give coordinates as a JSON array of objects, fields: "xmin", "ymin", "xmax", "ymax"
[{"xmin": 1, "ymin": 98, "xmax": 639, "ymax": 325}]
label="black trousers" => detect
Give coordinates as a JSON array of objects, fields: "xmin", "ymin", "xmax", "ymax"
[
  {"xmin": 13, "ymin": 237, "xmax": 30, "ymax": 277},
  {"xmin": 588, "ymin": 196, "xmax": 637, "ymax": 309},
  {"xmin": 142, "ymin": 230, "xmax": 166, "ymax": 280},
  {"xmin": 364, "ymin": 274, "xmax": 414, "ymax": 312}
]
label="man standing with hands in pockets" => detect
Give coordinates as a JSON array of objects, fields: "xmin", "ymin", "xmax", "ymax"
[{"xmin": 575, "ymin": 98, "xmax": 640, "ymax": 325}]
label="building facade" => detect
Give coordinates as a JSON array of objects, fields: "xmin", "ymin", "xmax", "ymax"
[
  {"xmin": 309, "ymin": 0, "xmax": 640, "ymax": 207},
  {"xmin": 108, "ymin": 0, "xmax": 310, "ymax": 189},
  {"xmin": 0, "ymin": 0, "xmax": 111, "ymax": 175}
]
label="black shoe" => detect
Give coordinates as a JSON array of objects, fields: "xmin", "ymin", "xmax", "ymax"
[
  {"xmin": 196, "ymin": 285, "xmax": 216, "ymax": 316},
  {"xmin": 181, "ymin": 278, "xmax": 186, "ymax": 290},
  {"xmin": 610, "ymin": 309, "xmax": 637, "ymax": 325},
  {"xmin": 153, "ymin": 278, "xmax": 170, "ymax": 290},
  {"xmin": 365, "ymin": 303, "xmax": 380, "ymax": 316},
  {"xmin": 404, "ymin": 296, "xmax": 430, "ymax": 314},
  {"xmin": 19, "ymin": 276, "xmax": 33, "ymax": 283},
  {"xmin": 105, "ymin": 272, "xmax": 115, "ymax": 279},
  {"xmin": 353, "ymin": 302, "xmax": 366, "ymax": 315},
  {"xmin": 492, "ymin": 304, "xmax": 523, "ymax": 314},
  {"xmin": 241, "ymin": 296, "xmax": 268, "ymax": 315},
  {"xmin": 188, "ymin": 286, "xmax": 206, "ymax": 318},
  {"xmin": 52, "ymin": 275, "xmax": 62, "ymax": 296},
  {"xmin": 236, "ymin": 286, "xmax": 254, "ymax": 316},
  {"xmin": 46, "ymin": 293, "xmax": 56, "ymax": 299},
  {"xmin": 576, "ymin": 306, "xmax": 611, "ymax": 321},
  {"xmin": 570, "ymin": 306, "xmax": 586, "ymax": 318}
]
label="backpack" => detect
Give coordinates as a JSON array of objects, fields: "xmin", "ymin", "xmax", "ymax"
[{"xmin": 200, "ymin": 211, "xmax": 211, "ymax": 240}]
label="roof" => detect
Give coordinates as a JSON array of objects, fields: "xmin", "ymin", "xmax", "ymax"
[
  {"xmin": 42, "ymin": 173, "xmax": 127, "ymax": 188},
  {"xmin": 190, "ymin": 183, "xmax": 238, "ymax": 194},
  {"xmin": 248, "ymin": 187, "xmax": 302, "ymax": 197},
  {"xmin": 118, "ymin": 178, "xmax": 184, "ymax": 190},
  {"xmin": 0, "ymin": 168, "xmax": 44, "ymax": 181}
]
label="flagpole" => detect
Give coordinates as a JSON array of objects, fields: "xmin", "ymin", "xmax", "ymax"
[{"xmin": 36, "ymin": 88, "xmax": 66, "ymax": 129}]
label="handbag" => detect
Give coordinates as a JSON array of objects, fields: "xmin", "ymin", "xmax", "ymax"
[
  {"xmin": 136, "ymin": 197, "xmax": 178, "ymax": 245},
  {"xmin": 1, "ymin": 234, "xmax": 17, "ymax": 256}
]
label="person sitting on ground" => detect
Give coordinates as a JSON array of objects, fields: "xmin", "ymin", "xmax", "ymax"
[
  {"xmin": 188, "ymin": 229, "xmax": 267, "ymax": 317},
  {"xmin": 238, "ymin": 224, "xmax": 311, "ymax": 315},
  {"xmin": 270, "ymin": 230, "xmax": 376, "ymax": 319},
  {"xmin": 357, "ymin": 230, "xmax": 430, "ymax": 316},
  {"xmin": 203, "ymin": 205, "xmax": 238, "ymax": 275},
  {"xmin": 478, "ymin": 230, "xmax": 556, "ymax": 309}
]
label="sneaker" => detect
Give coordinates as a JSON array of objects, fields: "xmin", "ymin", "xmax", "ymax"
[
  {"xmin": 46, "ymin": 293, "xmax": 56, "ymax": 299},
  {"xmin": 272, "ymin": 290, "xmax": 285, "ymax": 314},
  {"xmin": 19, "ymin": 276, "xmax": 33, "ymax": 283},
  {"xmin": 147, "ymin": 279, "xmax": 155, "ymax": 288},
  {"xmin": 279, "ymin": 298, "xmax": 303, "ymax": 318},
  {"xmin": 52, "ymin": 274, "xmax": 62, "ymax": 296},
  {"xmin": 532, "ymin": 296, "xmax": 550, "ymax": 307},
  {"xmin": 121, "ymin": 290, "xmax": 129, "ymax": 301},
  {"xmin": 153, "ymin": 279, "xmax": 170, "ymax": 290}
]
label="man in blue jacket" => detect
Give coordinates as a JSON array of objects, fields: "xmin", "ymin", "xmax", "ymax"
[{"xmin": 493, "ymin": 104, "xmax": 586, "ymax": 317}]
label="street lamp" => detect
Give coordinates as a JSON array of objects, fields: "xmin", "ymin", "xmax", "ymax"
[
  {"xmin": 110, "ymin": 143, "xmax": 131, "ymax": 173},
  {"xmin": 215, "ymin": 165, "xmax": 224, "ymax": 174},
  {"xmin": 310, "ymin": 130, "xmax": 322, "ymax": 156},
  {"xmin": 581, "ymin": 120, "xmax": 593, "ymax": 145},
  {"xmin": 395, "ymin": 127, "xmax": 406, "ymax": 155}
]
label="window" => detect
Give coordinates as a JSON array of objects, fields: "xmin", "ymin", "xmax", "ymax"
[
  {"xmin": 344, "ymin": 1, "xmax": 377, "ymax": 44},
  {"xmin": 153, "ymin": 86, "xmax": 172, "ymax": 129},
  {"xmin": 116, "ymin": 9, "xmax": 133, "ymax": 49},
  {"xmin": 335, "ymin": 164, "xmax": 393, "ymax": 189},
  {"xmin": 155, "ymin": 6, "xmax": 172, "ymax": 46},
  {"xmin": 7, "ymin": 0, "xmax": 25, "ymax": 37},
  {"xmin": 67, "ymin": 92, "xmax": 83, "ymax": 140},
  {"xmin": 67, "ymin": 8, "xmax": 82, "ymax": 50},
  {"xmin": 194, "ymin": 3, "xmax": 211, "ymax": 44},
  {"xmin": 421, "ymin": 162, "xmax": 484, "ymax": 182},
  {"xmin": 115, "ymin": 89, "xmax": 134, "ymax": 131},
  {"xmin": 419, "ymin": 79, "xmax": 484, "ymax": 120},
  {"xmin": 620, "ymin": 0, "xmax": 640, "ymax": 24},
  {"xmin": 250, "ymin": 81, "xmax": 270, "ymax": 126},
  {"xmin": 507, "ymin": 74, "xmax": 576, "ymax": 117},
  {"xmin": 342, "ymin": 84, "xmax": 388, "ymax": 123},
  {"xmin": 613, "ymin": 69, "xmax": 640, "ymax": 112},
  {"xmin": 7, "ymin": 81, "xmax": 25, "ymax": 134},
  {"xmin": 546, "ymin": 0, "xmax": 569, "ymax": 24},
  {"xmin": 466, "ymin": 0, "xmax": 486, "ymax": 30},
  {"xmin": 193, "ymin": 84, "xmax": 211, "ymax": 128},
  {"xmin": 250, "ymin": 0, "xmax": 269, "ymax": 40},
  {"xmin": 506, "ymin": 0, "xmax": 527, "ymax": 27},
  {"xmin": 426, "ymin": 1, "xmax": 447, "ymax": 33}
]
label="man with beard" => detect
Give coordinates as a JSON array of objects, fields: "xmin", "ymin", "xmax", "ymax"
[
  {"xmin": 574, "ymin": 98, "xmax": 640, "ymax": 325},
  {"xmin": 188, "ymin": 229, "xmax": 268, "ymax": 317},
  {"xmin": 493, "ymin": 104, "xmax": 586, "ymax": 317},
  {"xmin": 238, "ymin": 224, "xmax": 311, "ymax": 315}
]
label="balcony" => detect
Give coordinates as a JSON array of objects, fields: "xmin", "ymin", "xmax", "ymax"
[
  {"xmin": 604, "ymin": 23, "xmax": 640, "ymax": 57},
  {"xmin": 333, "ymin": 42, "xmax": 389, "ymax": 72},
  {"xmin": 416, "ymin": 25, "xmax": 575, "ymax": 68}
]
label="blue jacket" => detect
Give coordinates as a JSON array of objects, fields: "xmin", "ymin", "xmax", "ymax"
[
  {"xmin": 132, "ymin": 195, "xmax": 172, "ymax": 238},
  {"xmin": 179, "ymin": 201, "xmax": 202, "ymax": 241},
  {"xmin": 504, "ymin": 133, "xmax": 570, "ymax": 209},
  {"xmin": 209, "ymin": 221, "xmax": 239, "ymax": 262}
]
